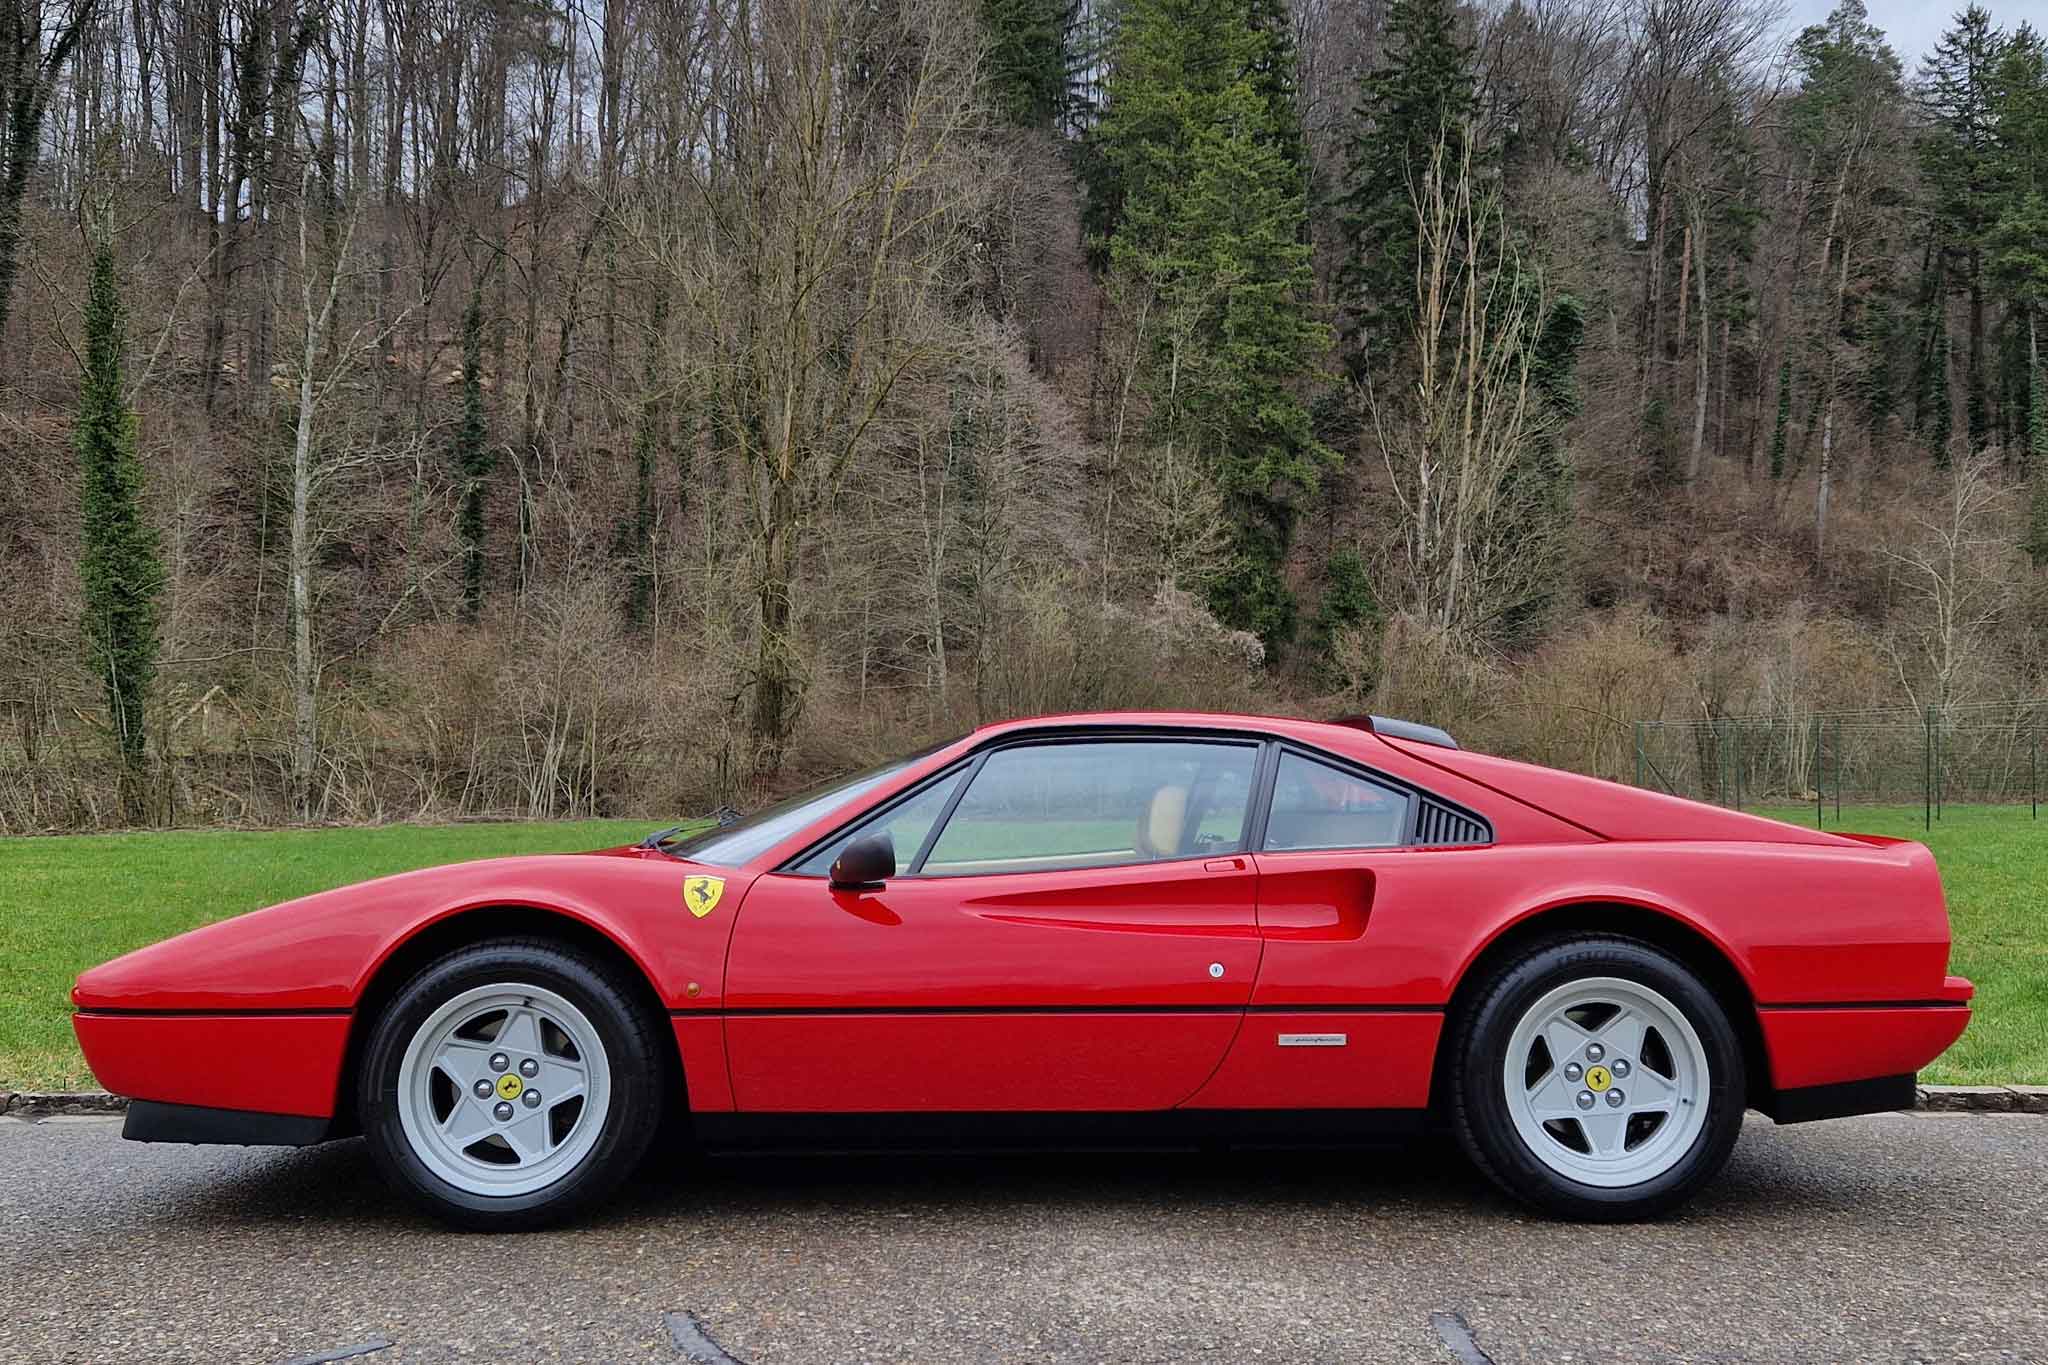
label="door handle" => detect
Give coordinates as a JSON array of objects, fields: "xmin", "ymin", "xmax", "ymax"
[{"xmin": 1203, "ymin": 857, "xmax": 1246, "ymax": 872}]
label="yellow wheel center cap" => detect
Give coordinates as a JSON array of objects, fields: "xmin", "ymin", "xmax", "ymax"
[
  {"xmin": 1585, "ymin": 1065, "xmax": 1613, "ymax": 1093},
  {"xmin": 496, "ymin": 1073, "xmax": 524, "ymax": 1101}
]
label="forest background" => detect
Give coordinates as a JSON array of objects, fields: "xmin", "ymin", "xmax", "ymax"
[{"xmin": 2, "ymin": 0, "xmax": 2045, "ymax": 831}]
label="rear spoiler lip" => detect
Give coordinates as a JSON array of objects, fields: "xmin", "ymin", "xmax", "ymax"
[{"xmin": 1331, "ymin": 714, "xmax": 1460, "ymax": 750}]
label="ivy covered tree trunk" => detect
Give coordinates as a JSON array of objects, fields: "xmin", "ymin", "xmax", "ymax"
[
  {"xmin": 1769, "ymin": 359, "xmax": 1792, "ymax": 479},
  {"xmin": 454, "ymin": 281, "xmax": 493, "ymax": 622},
  {"xmin": 75, "ymin": 232, "xmax": 164, "ymax": 824},
  {"xmin": 2027, "ymin": 317, "xmax": 2048, "ymax": 566},
  {"xmin": 618, "ymin": 288, "xmax": 667, "ymax": 631}
]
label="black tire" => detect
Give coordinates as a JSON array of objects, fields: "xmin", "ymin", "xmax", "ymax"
[
  {"xmin": 1445, "ymin": 934, "xmax": 1745, "ymax": 1221},
  {"xmin": 358, "ymin": 937, "xmax": 667, "ymax": 1231}
]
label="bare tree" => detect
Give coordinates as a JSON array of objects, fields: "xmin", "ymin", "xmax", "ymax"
[
  {"xmin": 281, "ymin": 166, "xmax": 411, "ymax": 816},
  {"xmin": 625, "ymin": 0, "xmax": 986, "ymax": 771},
  {"xmin": 0, "ymin": 0, "xmax": 93, "ymax": 342},
  {"xmin": 1369, "ymin": 130, "xmax": 1562, "ymax": 644},
  {"xmin": 1882, "ymin": 453, "xmax": 2011, "ymax": 714}
]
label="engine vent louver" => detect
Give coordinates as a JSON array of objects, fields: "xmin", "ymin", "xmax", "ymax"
[{"xmin": 1414, "ymin": 799, "xmax": 1489, "ymax": 847}]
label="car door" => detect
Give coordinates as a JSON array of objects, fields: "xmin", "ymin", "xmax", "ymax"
[
  {"xmin": 1186, "ymin": 748, "xmax": 1472, "ymax": 1112},
  {"xmin": 723, "ymin": 736, "xmax": 1265, "ymax": 1112}
]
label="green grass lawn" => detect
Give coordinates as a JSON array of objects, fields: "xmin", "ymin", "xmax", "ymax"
[
  {"xmin": 2, "ymin": 806, "xmax": 2041, "ymax": 1090},
  {"xmin": 0, "ymin": 819, "xmax": 654, "ymax": 1090}
]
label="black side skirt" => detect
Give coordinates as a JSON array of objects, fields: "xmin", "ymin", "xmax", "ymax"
[
  {"xmin": 690, "ymin": 1108, "xmax": 1430, "ymax": 1153},
  {"xmin": 1762, "ymin": 1073, "xmax": 1917, "ymax": 1125},
  {"xmin": 123, "ymin": 1099, "xmax": 333, "ymax": 1147}
]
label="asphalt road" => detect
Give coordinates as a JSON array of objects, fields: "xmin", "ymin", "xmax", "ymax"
[{"xmin": 2, "ymin": 1111, "xmax": 2043, "ymax": 1365}]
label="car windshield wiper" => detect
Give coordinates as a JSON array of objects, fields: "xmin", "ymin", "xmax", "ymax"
[{"xmin": 639, "ymin": 807, "xmax": 744, "ymax": 855}]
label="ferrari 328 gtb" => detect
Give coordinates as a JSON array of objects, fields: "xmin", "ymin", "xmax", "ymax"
[{"xmin": 71, "ymin": 712, "xmax": 1973, "ymax": 1228}]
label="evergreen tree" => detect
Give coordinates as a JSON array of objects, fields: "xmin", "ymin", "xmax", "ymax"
[
  {"xmin": 983, "ymin": 0, "xmax": 1080, "ymax": 128},
  {"xmin": 1333, "ymin": 0, "xmax": 1477, "ymax": 380},
  {"xmin": 74, "ymin": 230, "xmax": 163, "ymax": 818},
  {"xmin": 618, "ymin": 289, "xmax": 669, "ymax": 629},
  {"xmin": 1089, "ymin": 0, "xmax": 1331, "ymax": 650},
  {"xmin": 1309, "ymin": 548, "xmax": 1378, "ymax": 685},
  {"xmin": 1496, "ymin": 293, "xmax": 1584, "ymax": 644},
  {"xmin": 1769, "ymin": 360, "xmax": 1792, "ymax": 479},
  {"xmin": 1917, "ymin": 5, "xmax": 2010, "ymax": 453},
  {"xmin": 1788, "ymin": 2, "xmax": 1908, "ymax": 477},
  {"xmin": 454, "ymin": 282, "xmax": 492, "ymax": 622},
  {"xmin": 1987, "ymin": 38, "xmax": 2047, "ymax": 557}
]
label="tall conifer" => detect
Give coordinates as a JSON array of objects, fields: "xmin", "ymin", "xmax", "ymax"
[
  {"xmin": 1088, "ymin": 0, "xmax": 1330, "ymax": 650},
  {"xmin": 74, "ymin": 228, "xmax": 163, "ymax": 818},
  {"xmin": 1333, "ymin": 0, "xmax": 1477, "ymax": 380}
]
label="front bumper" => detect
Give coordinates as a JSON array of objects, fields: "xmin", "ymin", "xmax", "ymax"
[{"xmin": 73, "ymin": 1011, "xmax": 351, "ymax": 1123}]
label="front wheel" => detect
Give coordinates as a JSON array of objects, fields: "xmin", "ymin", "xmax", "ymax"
[
  {"xmin": 1446, "ymin": 935, "xmax": 1745, "ymax": 1220},
  {"xmin": 359, "ymin": 938, "xmax": 666, "ymax": 1230}
]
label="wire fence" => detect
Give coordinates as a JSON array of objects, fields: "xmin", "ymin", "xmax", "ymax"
[{"xmin": 1633, "ymin": 701, "xmax": 2048, "ymax": 829}]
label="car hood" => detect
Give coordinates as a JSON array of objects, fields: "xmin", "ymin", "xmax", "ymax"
[{"xmin": 70, "ymin": 851, "xmax": 717, "ymax": 1013}]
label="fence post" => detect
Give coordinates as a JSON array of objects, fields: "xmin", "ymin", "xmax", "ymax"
[
  {"xmin": 1834, "ymin": 717, "xmax": 1842, "ymax": 823},
  {"xmin": 1811, "ymin": 714, "xmax": 1823, "ymax": 829},
  {"xmin": 1733, "ymin": 723, "xmax": 1743, "ymax": 811},
  {"xmin": 1634, "ymin": 722, "xmax": 1644, "ymax": 790},
  {"xmin": 1935, "ymin": 708, "xmax": 1944, "ymax": 822},
  {"xmin": 1924, "ymin": 707, "xmax": 1933, "ymax": 833}
]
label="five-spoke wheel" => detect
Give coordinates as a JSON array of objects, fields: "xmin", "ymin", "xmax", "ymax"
[
  {"xmin": 1448, "ymin": 935, "xmax": 1745, "ymax": 1220},
  {"xmin": 360, "ymin": 938, "xmax": 664, "ymax": 1230},
  {"xmin": 397, "ymin": 984, "xmax": 612, "ymax": 1198},
  {"xmin": 1502, "ymin": 976, "xmax": 1710, "ymax": 1187}
]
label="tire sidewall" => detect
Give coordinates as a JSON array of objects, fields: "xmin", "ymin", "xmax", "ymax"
[
  {"xmin": 1453, "ymin": 937, "xmax": 1746, "ymax": 1219},
  {"xmin": 360, "ymin": 941, "xmax": 661, "ymax": 1230}
]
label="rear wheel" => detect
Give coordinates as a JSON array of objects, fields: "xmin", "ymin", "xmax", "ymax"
[
  {"xmin": 359, "ymin": 938, "xmax": 665, "ymax": 1230},
  {"xmin": 1447, "ymin": 935, "xmax": 1745, "ymax": 1220}
]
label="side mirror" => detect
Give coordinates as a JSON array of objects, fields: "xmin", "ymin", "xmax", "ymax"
[{"xmin": 829, "ymin": 830, "xmax": 896, "ymax": 891}]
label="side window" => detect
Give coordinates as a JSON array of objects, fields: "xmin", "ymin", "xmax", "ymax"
[
  {"xmin": 791, "ymin": 769, "xmax": 968, "ymax": 876},
  {"xmin": 918, "ymin": 740, "xmax": 1258, "ymax": 876},
  {"xmin": 1263, "ymin": 752, "xmax": 1411, "ymax": 852}
]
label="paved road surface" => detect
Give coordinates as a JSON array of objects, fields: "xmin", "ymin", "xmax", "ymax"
[{"xmin": 2, "ymin": 1110, "xmax": 2042, "ymax": 1364}]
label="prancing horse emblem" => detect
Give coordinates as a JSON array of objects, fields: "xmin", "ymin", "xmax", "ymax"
[{"xmin": 684, "ymin": 875, "xmax": 726, "ymax": 919}]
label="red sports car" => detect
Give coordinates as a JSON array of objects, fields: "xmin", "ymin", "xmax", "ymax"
[{"xmin": 71, "ymin": 712, "xmax": 1973, "ymax": 1228}]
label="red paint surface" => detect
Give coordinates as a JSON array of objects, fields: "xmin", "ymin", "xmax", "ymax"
[
  {"xmin": 727, "ymin": 1014, "xmax": 1242, "ymax": 1111},
  {"xmin": 670, "ymin": 1016, "xmax": 734, "ymax": 1112},
  {"xmin": 1184, "ymin": 1012, "xmax": 1442, "ymax": 1109},
  {"xmin": 72, "ymin": 1013, "xmax": 350, "ymax": 1117},
  {"xmin": 1759, "ymin": 1005, "xmax": 1974, "ymax": 1089},
  {"xmin": 69, "ymin": 711, "xmax": 1973, "ymax": 1125}
]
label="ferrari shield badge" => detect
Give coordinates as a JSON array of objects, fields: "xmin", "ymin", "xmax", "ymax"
[{"xmin": 683, "ymin": 875, "xmax": 726, "ymax": 919}]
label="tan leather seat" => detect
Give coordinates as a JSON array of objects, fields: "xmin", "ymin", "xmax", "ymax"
[{"xmin": 1133, "ymin": 785, "xmax": 1189, "ymax": 859}]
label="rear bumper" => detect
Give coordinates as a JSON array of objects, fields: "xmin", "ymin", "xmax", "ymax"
[
  {"xmin": 1758, "ymin": 992, "xmax": 1971, "ymax": 1119},
  {"xmin": 73, "ymin": 1011, "xmax": 350, "ymax": 1120}
]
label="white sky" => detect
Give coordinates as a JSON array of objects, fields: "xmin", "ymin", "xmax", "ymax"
[{"xmin": 1777, "ymin": 0, "xmax": 2045, "ymax": 74}]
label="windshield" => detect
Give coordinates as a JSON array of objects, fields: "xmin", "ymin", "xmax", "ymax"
[{"xmin": 653, "ymin": 736, "xmax": 960, "ymax": 868}]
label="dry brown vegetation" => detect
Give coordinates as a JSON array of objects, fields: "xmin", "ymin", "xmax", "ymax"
[{"xmin": 0, "ymin": 0, "xmax": 2044, "ymax": 831}]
